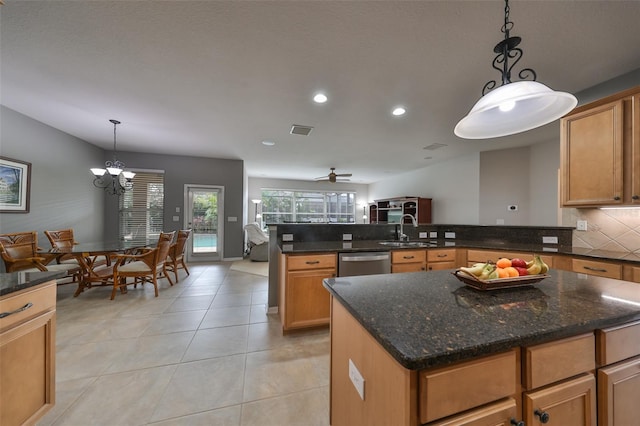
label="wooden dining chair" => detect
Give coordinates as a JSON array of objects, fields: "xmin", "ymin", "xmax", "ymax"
[
  {"xmin": 110, "ymin": 231, "xmax": 175, "ymax": 300},
  {"xmin": 165, "ymin": 229, "xmax": 191, "ymax": 283},
  {"xmin": 0, "ymin": 231, "xmax": 81, "ymax": 280}
]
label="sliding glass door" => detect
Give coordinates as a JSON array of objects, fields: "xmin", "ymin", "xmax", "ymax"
[{"xmin": 185, "ymin": 185, "xmax": 223, "ymax": 262}]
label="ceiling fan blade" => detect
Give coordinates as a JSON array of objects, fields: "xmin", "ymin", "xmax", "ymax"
[
  {"xmin": 314, "ymin": 176, "xmax": 328, "ymax": 180},
  {"xmin": 335, "ymin": 173, "xmax": 352, "ymax": 177}
]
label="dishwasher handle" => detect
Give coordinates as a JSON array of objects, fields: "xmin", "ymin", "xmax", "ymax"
[{"xmin": 340, "ymin": 253, "xmax": 390, "ymax": 262}]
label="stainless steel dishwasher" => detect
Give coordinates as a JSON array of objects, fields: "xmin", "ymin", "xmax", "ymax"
[{"xmin": 338, "ymin": 252, "xmax": 391, "ymax": 277}]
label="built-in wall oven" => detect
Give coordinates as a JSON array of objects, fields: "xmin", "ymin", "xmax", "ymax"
[{"xmin": 338, "ymin": 252, "xmax": 391, "ymax": 277}]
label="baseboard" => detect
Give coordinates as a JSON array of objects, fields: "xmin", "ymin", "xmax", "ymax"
[
  {"xmin": 266, "ymin": 306, "xmax": 278, "ymax": 314},
  {"xmin": 224, "ymin": 256, "xmax": 244, "ymax": 261}
]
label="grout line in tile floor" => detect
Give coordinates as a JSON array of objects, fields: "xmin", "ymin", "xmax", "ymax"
[{"xmin": 38, "ymin": 261, "xmax": 330, "ymax": 426}]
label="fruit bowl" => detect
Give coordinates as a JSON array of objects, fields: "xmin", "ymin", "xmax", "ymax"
[{"xmin": 452, "ymin": 269, "xmax": 550, "ymax": 291}]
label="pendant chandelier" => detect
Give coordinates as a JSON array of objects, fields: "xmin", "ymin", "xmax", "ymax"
[
  {"xmin": 454, "ymin": 0, "xmax": 577, "ymax": 139},
  {"xmin": 90, "ymin": 119, "xmax": 135, "ymax": 195}
]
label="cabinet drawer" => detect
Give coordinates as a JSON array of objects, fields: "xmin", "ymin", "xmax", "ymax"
[
  {"xmin": 391, "ymin": 263, "xmax": 424, "ymax": 273},
  {"xmin": 427, "ymin": 261, "xmax": 456, "ymax": 271},
  {"xmin": 428, "ymin": 397, "xmax": 518, "ymax": 426},
  {"xmin": 286, "ymin": 254, "xmax": 336, "ymax": 271},
  {"xmin": 0, "ymin": 283, "xmax": 56, "ymax": 331},
  {"xmin": 572, "ymin": 258, "xmax": 621, "ymax": 279},
  {"xmin": 597, "ymin": 320, "xmax": 640, "ymax": 366},
  {"xmin": 419, "ymin": 349, "xmax": 517, "ymax": 424},
  {"xmin": 391, "ymin": 250, "xmax": 426, "ymax": 264},
  {"xmin": 427, "ymin": 249, "xmax": 456, "ymax": 262},
  {"xmin": 524, "ymin": 333, "xmax": 595, "ymax": 390}
]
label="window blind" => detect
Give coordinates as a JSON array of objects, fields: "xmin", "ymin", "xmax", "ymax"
[{"xmin": 119, "ymin": 171, "xmax": 164, "ymax": 241}]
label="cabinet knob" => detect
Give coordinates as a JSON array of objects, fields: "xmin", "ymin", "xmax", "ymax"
[
  {"xmin": 614, "ymin": 196, "xmax": 621, "ymax": 200},
  {"xmin": 633, "ymin": 195, "xmax": 640, "ymax": 200},
  {"xmin": 534, "ymin": 409, "xmax": 550, "ymax": 423},
  {"xmin": 510, "ymin": 419, "xmax": 525, "ymax": 426}
]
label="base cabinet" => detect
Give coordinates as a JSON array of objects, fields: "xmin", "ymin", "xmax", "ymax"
[
  {"xmin": 391, "ymin": 250, "xmax": 426, "ymax": 273},
  {"xmin": 0, "ymin": 280, "xmax": 57, "ymax": 426},
  {"xmin": 279, "ymin": 253, "xmax": 336, "ymax": 331},
  {"xmin": 429, "ymin": 398, "xmax": 519, "ymax": 426},
  {"xmin": 597, "ymin": 356, "xmax": 640, "ymax": 426}
]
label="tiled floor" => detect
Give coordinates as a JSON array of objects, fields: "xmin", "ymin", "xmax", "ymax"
[{"xmin": 38, "ymin": 262, "xmax": 330, "ymax": 426}]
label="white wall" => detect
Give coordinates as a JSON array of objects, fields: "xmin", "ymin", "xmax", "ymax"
[
  {"xmin": 368, "ymin": 153, "xmax": 481, "ymax": 224},
  {"xmin": 247, "ymin": 177, "xmax": 370, "ymax": 224}
]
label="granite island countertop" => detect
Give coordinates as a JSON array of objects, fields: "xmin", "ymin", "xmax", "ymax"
[
  {"xmin": 0, "ymin": 271, "xmax": 66, "ymax": 297},
  {"xmin": 323, "ymin": 269, "xmax": 640, "ymax": 370}
]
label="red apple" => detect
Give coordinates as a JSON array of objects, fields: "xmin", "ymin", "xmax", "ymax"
[
  {"xmin": 514, "ymin": 266, "xmax": 529, "ymax": 276},
  {"xmin": 511, "ymin": 258, "xmax": 527, "ymax": 268}
]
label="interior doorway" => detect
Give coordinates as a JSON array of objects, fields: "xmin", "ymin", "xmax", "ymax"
[{"xmin": 184, "ymin": 185, "xmax": 224, "ymax": 262}]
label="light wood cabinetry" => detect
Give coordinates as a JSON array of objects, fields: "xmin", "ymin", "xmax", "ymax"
[
  {"xmin": 429, "ymin": 398, "xmax": 519, "ymax": 426},
  {"xmin": 391, "ymin": 250, "xmax": 426, "ymax": 273},
  {"xmin": 596, "ymin": 321, "xmax": 640, "ymax": 426},
  {"xmin": 560, "ymin": 86, "xmax": 640, "ymax": 207},
  {"xmin": 279, "ymin": 253, "xmax": 336, "ymax": 331},
  {"xmin": 572, "ymin": 258, "xmax": 622, "ymax": 280},
  {"xmin": 369, "ymin": 197, "xmax": 432, "ymax": 224},
  {"xmin": 427, "ymin": 248, "xmax": 457, "ymax": 271},
  {"xmin": 0, "ymin": 280, "xmax": 57, "ymax": 426}
]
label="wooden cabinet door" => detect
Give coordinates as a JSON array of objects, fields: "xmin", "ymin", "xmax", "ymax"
[
  {"xmin": 0, "ymin": 310, "xmax": 56, "ymax": 426},
  {"xmin": 429, "ymin": 398, "xmax": 520, "ymax": 426},
  {"xmin": 561, "ymin": 100, "xmax": 624, "ymax": 206},
  {"xmin": 285, "ymin": 268, "xmax": 335, "ymax": 330},
  {"xmin": 598, "ymin": 356, "xmax": 640, "ymax": 426},
  {"xmin": 630, "ymin": 94, "xmax": 640, "ymax": 204},
  {"xmin": 523, "ymin": 374, "xmax": 596, "ymax": 426}
]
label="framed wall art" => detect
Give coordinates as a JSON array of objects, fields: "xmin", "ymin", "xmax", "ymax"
[{"xmin": 0, "ymin": 156, "xmax": 31, "ymax": 213}]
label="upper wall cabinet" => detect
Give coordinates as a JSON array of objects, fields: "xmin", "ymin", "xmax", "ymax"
[{"xmin": 560, "ymin": 87, "xmax": 640, "ymax": 207}]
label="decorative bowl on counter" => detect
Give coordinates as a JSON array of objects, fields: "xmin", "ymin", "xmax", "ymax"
[{"xmin": 452, "ymin": 269, "xmax": 550, "ymax": 291}]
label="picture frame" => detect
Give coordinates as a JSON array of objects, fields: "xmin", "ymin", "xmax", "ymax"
[{"xmin": 0, "ymin": 156, "xmax": 31, "ymax": 213}]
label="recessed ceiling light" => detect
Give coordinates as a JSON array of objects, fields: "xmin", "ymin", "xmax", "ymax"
[
  {"xmin": 313, "ymin": 93, "xmax": 328, "ymax": 103},
  {"xmin": 392, "ymin": 106, "xmax": 406, "ymax": 116},
  {"xmin": 261, "ymin": 140, "xmax": 275, "ymax": 146}
]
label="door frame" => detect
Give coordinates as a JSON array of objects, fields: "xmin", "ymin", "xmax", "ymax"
[{"xmin": 183, "ymin": 184, "xmax": 224, "ymax": 262}]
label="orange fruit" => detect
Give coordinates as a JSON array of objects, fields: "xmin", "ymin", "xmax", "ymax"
[
  {"xmin": 496, "ymin": 267, "xmax": 509, "ymax": 278},
  {"xmin": 496, "ymin": 258, "xmax": 512, "ymax": 268},
  {"xmin": 504, "ymin": 266, "xmax": 519, "ymax": 277}
]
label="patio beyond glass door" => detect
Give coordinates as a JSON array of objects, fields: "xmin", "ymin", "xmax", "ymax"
[{"xmin": 185, "ymin": 185, "xmax": 223, "ymax": 262}]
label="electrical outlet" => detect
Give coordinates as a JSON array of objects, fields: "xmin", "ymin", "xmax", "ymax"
[
  {"xmin": 228, "ymin": 216, "xmax": 237, "ymax": 222},
  {"xmin": 348, "ymin": 359, "xmax": 365, "ymax": 400},
  {"xmin": 282, "ymin": 233, "xmax": 294, "ymax": 241},
  {"xmin": 172, "ymin": 216, "xmax": 179, "ymax": 222},
  {"xmin": 577, "ymin": 220, "xmax": 588, "ymax": 231},
  {"xmin": 419, "ymin": 232, "xmax": 428, "ymax": 238},
  {"xmin": 542, "ymin": 236, "xmax": 558, "ymax": 244},
  {"xmin": 445, "ymin": 232, "xmax": 456, "ymax": 239},
  {"xmin": 429, "ymin": 231, "xmax": 438, "ymax": 238},
  {"xmin": 496, "ymin": 218, "xmax": 505, "ymax": 225},
  {"xmin": 343, "ymin": 233, "xmax": 352, "ymax": 241}
]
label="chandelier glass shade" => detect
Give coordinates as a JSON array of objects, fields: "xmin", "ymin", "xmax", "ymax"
[
  {"xmin": 454, "ymin": 0, "xmax": 577, "ymax": 139},
  {"xmin": 90, "ymin": 119, "xmax": 135, "ymax": 195}
]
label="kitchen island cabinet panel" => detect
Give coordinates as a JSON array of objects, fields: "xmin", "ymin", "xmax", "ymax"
[
  {"xmin": 428, "ymin": 397, "xmax": 519, "ymax": 426},
  {"xmin": 596, "ymin": 320, "xmax": 640, "ymax": 366},
  {"xmin": 597, "ymin": 356, "xmax": 640, "ymax": 426}
]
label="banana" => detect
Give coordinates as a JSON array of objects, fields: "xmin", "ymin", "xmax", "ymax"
[
  {"xmin": 479, "ymin": 263, "xmax": 497, "ymax": 280},
  {"xmin": 460, "ymin": 263, "xmax": 487, "ymax": 277},
  {"xmin": 527, "ymin": 255, "xmax": 543, "ymax": 275},
  {"xmin": 537, "ymin": 255, "xmax": 549, "ymax": 274}
]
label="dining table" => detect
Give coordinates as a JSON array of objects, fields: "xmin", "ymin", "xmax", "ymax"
[{"xmin": 44, "ymin": 239, "xmax": 157, "ymax": 296}]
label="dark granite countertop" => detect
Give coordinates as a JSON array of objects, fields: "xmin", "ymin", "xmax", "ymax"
[
  {"xmin": 280, "ymin": 239, "xmax": 640, "ymax": 264},
  {"xmin": 323, "ymin": 269, "xmax": 640, "ymax": 370},
  {"xmin": 0, "ymin": 271, "xmax": 66, "ymax": 297}
]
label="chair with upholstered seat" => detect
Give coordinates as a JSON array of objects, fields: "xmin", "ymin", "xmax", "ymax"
[
  {"xmin": 110, "ymin": 231, "xmax": 175, "ymax": 300},
  {"xmin": 0, "ymin": 231, "xmax": 81, "ymax": 280},
  {"xmin": 165, "ymin": 229, "xmax": 191, "ymax": 283}
]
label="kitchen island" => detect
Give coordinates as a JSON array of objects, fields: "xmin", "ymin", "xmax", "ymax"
[{"xmin": 323, "ymin": 269, "xmax": 640, "ymax": 425}]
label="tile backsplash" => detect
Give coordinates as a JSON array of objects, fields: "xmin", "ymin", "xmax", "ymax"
[{"xmin": 563, "ymin": 208, "xmax": 640, "ymax": 253}]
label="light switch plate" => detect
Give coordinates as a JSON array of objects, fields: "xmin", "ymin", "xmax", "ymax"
[
  {"xmin": 429, "ymin": 231, "xmax": 438, "ymax": 238},
  {"xmin": 228, "ymin": 216, "xmax": 237, "ymax": 222},
  {"xmin": 343, "ymin": 233, "xmax": 352, "ymax": 241},
  {"xmin": 577, "ymin": 220, "xmax": 588, "ymax": 231},
  {"xmin": 348, "ymin": 359, "xmax": 365, "ymax": 400},
  {"xmin": 444, "ymin": 232, "xmax": 455, "ymax": 239},
  {"xmin": 496, "ymin": 218, "xmax": 505, "ymax": 225},
  {"xmin": 175, "ymin": 207, "xmax": 180, "ymax": 213},
  {"xmin": 419, "ymin": 232, "xmax": 428, "ymax": 238},
  {"xmin": 542, "ymin": 236, "xmax": 558, "ymax": 244},
  {"xmin": 172, "ymin": 216, "xmax": 179, "ymax": 222},
  {"xmin": 342, "ymin": 242, "xmax": 352, "ymax": 249},
  {"xmin": 282, "ymin": 233, "xmax": 294, "ymax": 242}
]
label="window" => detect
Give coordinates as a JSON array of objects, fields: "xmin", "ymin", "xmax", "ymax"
[
  {"xmin": 119, "ymin": 171, "xmax": 164, "ymax": 240},
  {"xmin": 261, "ymin": 189, "xmax": 355, "ymax": 224}
]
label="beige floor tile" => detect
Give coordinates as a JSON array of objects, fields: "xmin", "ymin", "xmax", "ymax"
[
  {"xmin": 179, "ymin": 285, "xmax": 220, "ymax": 297},
  {"xmin": 150, "ymin": 354, "xmax": 246, "ymax": 422},
  {"xmin": 117, "ymin": 297, "xmax": 176, "ymax": 318},
  {"xmin": 56, "ymin": 339, "xmax": 136, "ymax": 381},
  {"xmin": 51, "ymin": 365, "xmax": 177, "ymax": 426},
  {"xmin": 166, "ymin": 295, "xmax": 214, "ymax": 312},
  {"xmin": 211, "ymin": 292, "xmax": 252, "ymax": 308},
  {"xmin": 182, "ymin": 325, "xmax": 249, "ymax": 362},
  {"xmin": 250, "ymin": 290, "xmax": 268, "ymax": 305},
  {"xmin": 104, "ymin": 331, "xmax": 195, "ymax": 374},
  {"xmin": 36, "ymin": 377, "xmax": 95, "ymax": 426},
  {"xmin": 242, "ymin": 341, "xmax": 329, "ymax": 402},
  {"xmin": 240, "ymin": 387, "xmax": 330, "ymax": 426},
  {"xmin": 246, "ymin": 321, "xmax": 329, "ymax": 353},
  {"xmin": 57, "ymin": 317, "xmax": 155, "ymax": 347},
  {"xmin": 200, "ymin": 306, "xmax": 251, "ymax": 328},
  {"xmin": 148, "ymin": 405, "xmax": 241, "ymax": 426},
  {"xmin": 249, "ymin": 304, "xmax": 269, "ymax": 324},
  {"xmin": 142, "ymin": 310, "xmax": 207, "ymax": 335}
]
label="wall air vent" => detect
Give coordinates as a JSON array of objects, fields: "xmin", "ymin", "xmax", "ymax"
[
  {"xmin": 423, "ymin": 143, "xmax": 448, "ymax": 150},
  {"xmin": 290, "ymin": 124, "xmax": 314, "ymax": 136}
]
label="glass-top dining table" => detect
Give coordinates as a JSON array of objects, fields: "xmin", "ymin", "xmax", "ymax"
[{"xmin": 45, "ymin": 239, "xmax": 157, "ymax": 297}]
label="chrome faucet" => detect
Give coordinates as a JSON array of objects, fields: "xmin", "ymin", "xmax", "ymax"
[{"xmin": 398, "ymin": 214, "xmax": 418, "ymax": 241}]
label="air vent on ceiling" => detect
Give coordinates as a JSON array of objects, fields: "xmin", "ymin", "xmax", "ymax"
[
  {"xmin": 290, "ymin": 124, "xmax": 314, "ymax": 136},
  {"xmin": 423, "ymin": 143, "xmax": 448, "ymax": 150}
]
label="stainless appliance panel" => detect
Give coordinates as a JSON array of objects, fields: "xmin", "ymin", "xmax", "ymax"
[{"xmin": 338, "ymin": 252, "xmax": 391, "ymax": 277}]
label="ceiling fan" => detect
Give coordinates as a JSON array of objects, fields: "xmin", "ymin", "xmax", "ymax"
[{"xmin": 315, "ymin": 167, "xmax": 352, "ymax": 183}]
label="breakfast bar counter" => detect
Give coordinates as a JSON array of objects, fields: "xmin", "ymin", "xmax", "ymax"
[{"xmin": 323, "ymin": 270, "xmax": 640, "ymax": 425}]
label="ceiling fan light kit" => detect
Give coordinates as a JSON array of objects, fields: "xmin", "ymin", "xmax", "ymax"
[
  {"xmin": 315, "ymin": 167, "xmax": 352, "ymax": 183},
  {"xmin": 454, "ymin": 0, "xmax": 577, "ymax": 140}
]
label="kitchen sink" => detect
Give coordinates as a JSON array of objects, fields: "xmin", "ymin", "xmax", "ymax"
[{"xmin": 378, "ymin": 241, "xmax": 437, "ymax": 248}]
